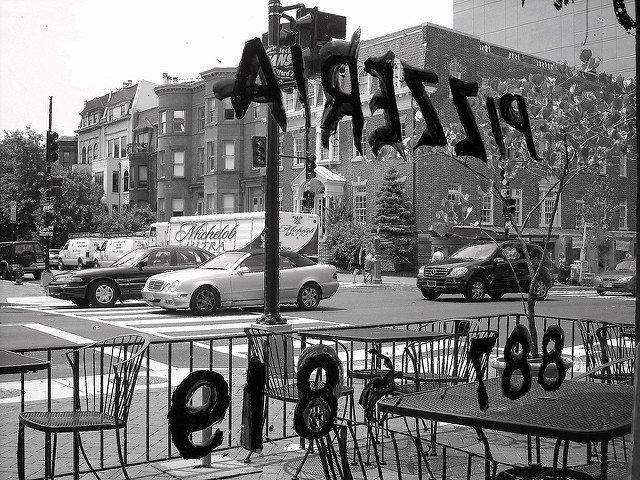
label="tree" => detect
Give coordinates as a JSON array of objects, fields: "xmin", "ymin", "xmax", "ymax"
[
  {"xmin": 0, "ymin": 129, "xmax": 47, "ymax": 240},
  {"xmin": 324, "ymin": 199, "xmax": 372, "ymax": 267},
  {"xmin": 95, "ymin": 207, "xmax": 157, "ymax": 236},
  {"xmin": 423, "ymin": 67, "xmax": 636, "ymax": 357},
  {"xmin": 372, "ymin": 166, "xmax": 417, "ymax": 270},
  {"xmin": 582, "ymin": 177, "xmax": 618, "ymax": 269}
]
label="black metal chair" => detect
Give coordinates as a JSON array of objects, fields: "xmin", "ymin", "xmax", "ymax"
[
  {"xmin": 17, "ymin": 334, "xmax": 149, "ymax": 480},
  {"xmin": 595, "ymin": 324, "xmax": 635, "ymax": 385},
  {"xmin": 244, "ymin": 326, "xmax": 356, "ymax": 480}
]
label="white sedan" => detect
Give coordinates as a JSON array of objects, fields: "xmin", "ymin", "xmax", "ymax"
[{"xmin": 141, "ymin": 249, "xmax": 339, "ymax": 315}]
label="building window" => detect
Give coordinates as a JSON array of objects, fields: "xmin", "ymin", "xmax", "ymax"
[
  {"xmin": 82, "ymin": 146, "xmax": 87, "ymax": 163},
  {"xmin": 114, "ymin": 137, "xmax": 121, "ymax": 158},
  {"xmin": 123, "ymin": 171, "xmax": 129, "ymax": 192},
  {"xmin": 197, "ymin": 148, "xmax": 205, "ymax": 177},
  {"xmin": 173, "ymin": 151, "xmax": 185, "ymax": 178},
  {"xmin": 112, "ymin": 171, "xmax": 119, "ymax": 193},
  {"xmin": 619, "ymin": 200, "xmax": 628, "ymax": 230},
  {"xmin": 94, "ymin": 172, "xmax": 104, "ymax": 190},
  {"xmin": 196, "ymin": 192, "xmax": 205, "ymax": 215},
  {"xmin": 207, "ymin": 141, "xmax": 215, "ymax": 171},
  {"xmin": 285, "ymin": 92, "xmax": 294, "ymax": 111},
  {"xmin": 448, "ymin": 184, "xmax": 461, "ymax": 202},
  {"xmin": 158, "ymin": 151, "xmax": 165, "ymax": 178},
  {"xmin": 223, "ymin": 141, "xmax": 235, "ymax": 170},
  {"xmin": 308, "ymin": 81, "xmax": 316, "ymax": 107},
  {"xmin": 575, "ymin": 197, "xmax": 584, "ymax": 228},
  {"xmin": 222, "ymin": 194, "xmax": 234, "ymax": 214},
  {"xmin": 120, "ymin": 136, "xmax": 127, "ymax": 157},
  {"xmin": 198, "ymin": 107, "xmax": 205, "ymax": 131},
  {"xmin": 207, "ymin": 98, "xmax": 216, "ymax": 123},
  {"xmin": 354, "ymin": 186, "xmax": 367, "ymax": 223},
  {"xmin": 511, "ymin": 188, "xmax": 523, "ymax": 226},
  {"xmin": 130, "ymin": 167, "xmax": 135, "ymax": 189},
  {"xmin": 107, "ymin": 140, "xmax": 113, "ymax": 158},
  {"xmin": 358, "ymin": 68, "xmax": 369, "ymax": 96},
  {"xmin": 539, "ymin": 186, "xmax": 561, "ymax": 227},
  {"xmin": 320, "ymin": 139, "xmax": 329, "ymax": 161},
  {"xmin": 138, "ymin": 165, "xmax": 148, "ymax": 188},
  {"xmin": 87, "ymin": 145, "xmax": 92, "ymax": 161},
  {"xmin": 93, "ymin": 142, "xmax": 98, "ymax": 160},
  {"xmin": 207, "ymin": 194, "xmax": 215, "ymax": 214},
  {"xmin": 331, "ymin": 130, "xmax": 339, "ymax": 162},
  {"xmin": 173, "ymin": 110, "xmax": 185, "ymax": 132},
  {"xmin": 223, "ymin": 99, "xmax": 235, "ymax": 120},
  {"xmin": 252, "ymin": 104, "xmax": 260, "ymax": 120},
  {"xmin": 360, "ymin": 123, "xmax": 367, "ymax": 158},
  {"xmin": 294, "ymin": 137, "xmax": 305, "ymax": 165},
  {"xmin": 480, "ymin": 195, "xmax": 493, "ymax": 225},
  {"xmin": 158, "ymin": 198, "xmax": 165, "ymax": 214},
  {"xmin": 159, "ymin": 111, "xmax": 167, "ymax": 134},
  {"xmin": 620, "ymin": 155, "xmax": 627, "ymax": 178},
  {"xmin": 172, "ymin": 198, "xmax": 184, "ymax": 217}
]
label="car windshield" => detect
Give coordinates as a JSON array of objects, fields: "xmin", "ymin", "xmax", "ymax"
[
  {"xmin": 614, "ymin": 260, "xmax": 635, "ymax": 271},
  {"xmin": 449, "ymin": 243, "xmax": 498, "ymax": 261},
  {"xmin": 200, "ymin": 251, "xmax": 248, "ymax": 270},
  {"xmin": 111, "ymin": 248, "xmax": 150, "ymax": 267}
]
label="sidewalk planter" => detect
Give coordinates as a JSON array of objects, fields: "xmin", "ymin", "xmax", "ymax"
[{"xmin": 490, "ymin": 356, "xmax": 574, "ymax": 380}]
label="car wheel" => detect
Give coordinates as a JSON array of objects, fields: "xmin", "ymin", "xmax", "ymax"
[
  {"xmin": 421, "ymin": 289, "xmax": 440, "ymax": 300},
  {"xmin": 88, "ymin": 280, "xmax": 118, "ymax": 307},
  {"xmin": 464, "ymin": 277, "xmax": 486, "ymax": 301},
  {"xmin": 1, "ymin": 266, "xmax": 10, "ymax": 280},
  {"xmin": 190, "ymin": 286, "xmax": 220, "ymax": 315},
  {"xmin": 72, "ymin": 299, "xmax": 90, "ymax": 306},
  {"xmin": 534, "ymin": 280, "xmax": 549, "ymax": 300},
  {"xmin": 77, "ymin": 259, "xmax": 84, "ymax": 270},
  {"xmin": 297, "ymin": 283, "xmax": 321, "ymax": 310},
  {"xmin": 596, "ymin": 290, "xmax": 606, "ymax": 296},
  {"xmin": 33, "ymin": 271, "xmax": 42, "ymax": 280},
  {"xmin": 58, "ymin": 259, "xmax": 65, "ymax": 270},
  {"xmin": 489, "ymin": 292, "xmax": 504, "ymax": 300}
]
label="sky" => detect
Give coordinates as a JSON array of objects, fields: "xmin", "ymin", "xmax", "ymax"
[{"xmin": 0, "ymin": 0, "xmax": 453, "ymax": 136}]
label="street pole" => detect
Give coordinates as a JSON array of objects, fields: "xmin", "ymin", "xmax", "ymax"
[
  {"xmin": 259, "ymin": 0, "xmax": 285, "ymax": 325},
  {"xmin": 44, "ymin": 97, "xmax": 52, "ymax": 274}
]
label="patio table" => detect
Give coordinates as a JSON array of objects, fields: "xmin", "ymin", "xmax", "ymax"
[
  {"xmin": 377, "ymin": 376, "xmax": 633, "ymax": 480},
  {"xmin": 0, "ymin": 348, "xmax": 49, "ymax": 375}
]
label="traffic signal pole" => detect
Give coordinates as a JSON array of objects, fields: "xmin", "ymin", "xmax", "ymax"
[{"xmin": 259, "ymin": 0, "xmax": 285, "ymax": 325}]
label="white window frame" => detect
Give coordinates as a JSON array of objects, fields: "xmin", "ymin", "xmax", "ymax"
[
  {"xmin": 538, "ymin": 185, "xmax": 561, "ymax": 228},
  {"xmin": 172, "ymin": 198, "xmax": 184, "ymax": 216},
  {"xmin": 207, "ymin": 141, "xmax": 215, "ymax": 172},
  {"xmin": 197, "ymin": 148, "xmax": 205, "ymax": 177},
  {"xmin": 480, "ymin": 194, "xmax": 493, "ymax": 226},
  {"xmin": 448, "ymin": 184, "xmax": 461, "ymax": 202},
  {"xmin": 207, "ymin": 98, "xmax": 216, "ymax": 123},
  {"xmin": 511, "ymin": 188, "xmax": 523, "ymax": 226},
  {"xmin": 223, "ymin": 141, "xmax": 235, "ymax": 170},
  {"xmin": 619, "ymin": 199, "xmax": 628, "ymax": 230},
  {"xmin": 207, "ymin": 194, "xmax": 215, "ymax": 214},
  {"xmin": 159, "ymin": 111, "xmax": 166, "ymax": 134},
  {"xmin": 353, "ymin": 185, "xmax": 367, "ymax": 224},
  {"xmin": 294, "ymin": 137, "xmax": 305, "ymax": 166},
  {"xmin": 173, "ymin": 151, "xmax": 185, "ymax": 178},
  {"xmin": 222, "ymin": 194, "xmax": 234, "ymax": 214}
]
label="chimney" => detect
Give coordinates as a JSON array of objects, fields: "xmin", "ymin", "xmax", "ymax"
[
  {"xmin": 162, "ymin": 73, "xmax": 170, "ymax": 84},
  {"xmin": 173, "ymin": 77, "xmax": 178, "ymax": 83}
]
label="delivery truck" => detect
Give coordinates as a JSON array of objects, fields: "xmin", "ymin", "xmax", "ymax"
[{"xmin": 148, "ymin": 212, "xmax": 320, "ymax": 260}]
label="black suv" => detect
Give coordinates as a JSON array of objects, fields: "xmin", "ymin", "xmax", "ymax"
[
  {"xmin": 0, "ymin": 241, "xmax": 46, "ymax": 280},
  {"xmin": 417, "ymin": 241, "xmax": 554, "ymax": 301}
]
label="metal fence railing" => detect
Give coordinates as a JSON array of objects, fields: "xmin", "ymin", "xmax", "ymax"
[{"xmin": 2, "ymin": 314, "xmax": 590, "ymax": 479}]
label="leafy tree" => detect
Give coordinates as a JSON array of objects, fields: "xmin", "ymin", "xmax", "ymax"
[
  {"xmin": 582, "ymin": 177, "xmax": 618, "ymax": 269},
  {"xmin": 95, "ymin": 207, "xmax": 157, "ymax": 236},
  {"xmin": 372, "ymin": 166, "xmax": 417, "ymax": 269},
  {"xmin": 0, "ymin": 129, "xmax": 47, "ymax": 240},
  {"xmin": 324, "ymin": 199, "xmax": 372, "ymax": 267},
  {"xmin": 422, "ymin": 67, "xmax": 635, "ymax": 357}
]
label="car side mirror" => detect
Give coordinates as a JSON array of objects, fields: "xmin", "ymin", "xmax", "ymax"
[
  {"xmin": 236, "ymin": 266, "xmax": 250, "ymax": 275},
  {"xmin": 136, "ymin": 260, "xmax": 147, "ymax": 269},
  {"xmin": 494, "ymin": 257, "xmax": 505, "ymax": 264}
]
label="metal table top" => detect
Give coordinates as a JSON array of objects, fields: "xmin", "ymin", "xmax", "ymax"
[
  {"xmin": 378, "ymin": 377, "xmax": 633, "ymax": 444},
  {"xmin": 301, "ymin": 326, "xmax": 451, "ymax": 344},
  {"xmin": 0, "ymin": 348, "xmax": 50, "ymax": 375}
]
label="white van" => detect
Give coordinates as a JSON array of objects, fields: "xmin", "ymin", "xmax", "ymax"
[
  {"xmin": 58, "ymin": 237, "xmax": 106, "ymax": 270},
  {"xmin": 93, "ymin": 237, "xmax": 148, "ymax": 267}
]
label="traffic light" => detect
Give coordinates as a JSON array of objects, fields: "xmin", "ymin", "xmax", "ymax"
[
  {"xmin": 46, "ymin": 130, "xmax": 59, "ymax": 163},
  {"xmin": 252, "ymin": 136, "xmax": 266, "ymax": 168},
  {"xmin": 305, "ymin": 153, "xmax": 316, "ymax": 180},
  {"xmin": 50, "ymin": 176, "xmax": 63, "ymax": 196},
  {"xmin": 295, "ymin": 7, "xmax": 346, "ymax": 77}
]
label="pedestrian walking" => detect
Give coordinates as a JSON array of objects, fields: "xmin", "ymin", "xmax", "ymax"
[
  {"xmin": 364, "ymin": 241, "xmax": 376, "ymax": 283},
  {"xmin": 349, "ymin": 243, "xmax": 366, "ymax": 283}
]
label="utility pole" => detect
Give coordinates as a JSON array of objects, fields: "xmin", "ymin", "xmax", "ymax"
[{"xmin": 259, "ymin": 0, "xmax": 285, "ymax": 325}]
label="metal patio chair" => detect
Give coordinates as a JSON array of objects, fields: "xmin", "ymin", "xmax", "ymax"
[
  {"xmin": 595, "ymin": 324, "xmax": 635, "ymax": 385},
  {"xmin": 244, "ymin": 326, "xmax": 355, "ymax": 480},
  {"xmin": 17, "ymin": 334, "xmax": 149, "ymax": 480}
]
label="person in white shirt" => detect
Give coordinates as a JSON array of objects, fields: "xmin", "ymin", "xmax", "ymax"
[{"xmin": 431, "ymin": 247, "xmax": 444, "ymax": 262}]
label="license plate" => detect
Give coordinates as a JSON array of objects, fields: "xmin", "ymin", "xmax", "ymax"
[
  {"xmin": 426, "ymin": 280, "xmax": 437, "ymax": 287},
  {"xmin": 603, "ymin": 282, "xmax": 612, "ymax": 288}
]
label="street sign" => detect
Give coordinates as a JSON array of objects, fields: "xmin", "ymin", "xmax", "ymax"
[
  {"xmin": 39, "ymin": 226, "xmax": 54, "ymax": 237},
  {"xmin": 42, "ymin": 204, "xmax": 54, "ymax": 212},
  {"xmin": 10, "ymin": 200, "xmax": 16, "ymax": 223}
]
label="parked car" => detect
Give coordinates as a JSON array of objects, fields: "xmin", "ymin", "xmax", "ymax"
[
  {"xmin": 0, "ymin": 241, "xmax": 46, "ymax": 280},
  {"xmin": 592, "ymin": 259, "xmax": 636, "ymax": 296},
  {"xmin": 58, "ymin": 237, "xmax": 106, "ymax": 270},
  {"xmin": 48, "ymin": 246, "xmax": 214, "ymax": 307},
  {"xmin": 416, "ymin": 241, "xmax": 554, "ymax": 302},
  {"xmin": 48, "ymin": 248, "xmax": 61, "ymax": 269},
  {"xmin": 141, "ymin": 249, "xmax": 339, "ymax": 315}
]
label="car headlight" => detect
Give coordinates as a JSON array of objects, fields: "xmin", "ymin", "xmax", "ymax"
[
  {"xmin": 618, "ymin": 276, "xmax": 633, "ymax": 283},
  {"xmin": 162, "ymin": 280, "xmax": 180, "ymax": 293},
  {"xmin": 594, "ymin": 276, "xmax": 601, "ymax": 282},
  {"xmin": 418, "ymin": 266, "xmax": 425, "ymax": 275},
  {"xmin": 449, "ymin": 266, "xmax": 468, "ymax": 277}
]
